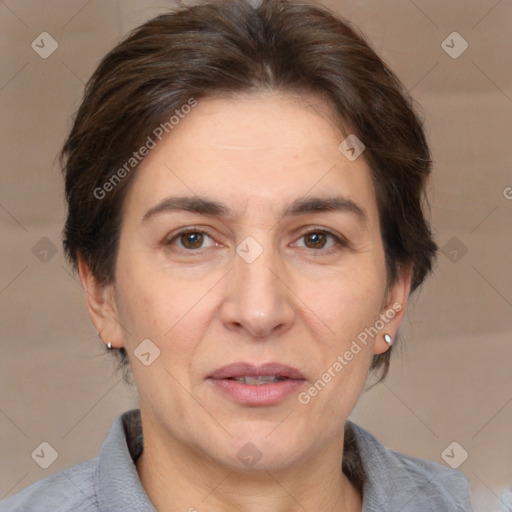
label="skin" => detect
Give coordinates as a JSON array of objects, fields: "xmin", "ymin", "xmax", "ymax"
[{"xmin": 79, "ymin": 91, "xmax": 412, "ymax": 512}]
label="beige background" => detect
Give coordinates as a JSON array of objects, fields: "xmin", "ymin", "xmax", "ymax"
[{"xmin": 0, "ymin": 0, "xmax": 511, "ymax": 510}]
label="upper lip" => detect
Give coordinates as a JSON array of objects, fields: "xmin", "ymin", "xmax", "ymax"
[{"xmin": 208, "ymin": 362, "xmax": 305, "ymax": 380}]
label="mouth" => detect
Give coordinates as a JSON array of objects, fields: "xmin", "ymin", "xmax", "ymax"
[
  {"xmin": 227, "ymin": 375, "xmax": 288, "ymax": 385},
  {"xmin": 208, "ymin": 361, "xmax": 305, "ymax": 381},
  {"xmin": 207, "ymin": 362, "xmax": 306, "ymax": 405}
]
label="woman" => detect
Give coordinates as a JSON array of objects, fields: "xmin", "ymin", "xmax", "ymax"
[{"xmin": 0, "ymin": 0, "xmax": 473, "ymax": 510}]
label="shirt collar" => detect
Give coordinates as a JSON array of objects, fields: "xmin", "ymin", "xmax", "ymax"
[
  {"xmin": 347, "ymin": 420, "xmax": 441, "ymax": 512},
  {"xmin": 95, "ymin": 409, "xmax": 156, "ymax": 511},
  {"xmin": 95, "ymin": 409, "xmax": 421, "ymax": 512}
]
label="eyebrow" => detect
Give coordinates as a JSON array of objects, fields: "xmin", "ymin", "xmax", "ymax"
[{"xmin": 141, "ymin": 195, "xmax": 367, "ymax": 224}]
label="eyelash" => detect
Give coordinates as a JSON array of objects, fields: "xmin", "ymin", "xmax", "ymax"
[
  {"xmin": 165, "ymin": 226, "xmax": 350, "ymax": 254},
  {"xmin": 294, "ymin": 227, "xmax": 350, "ymax": 253}
]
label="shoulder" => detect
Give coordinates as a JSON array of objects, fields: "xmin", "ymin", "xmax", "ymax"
[
  {"xmin": 347, "ymin": 421, "xmax": 473, "ymax": 512},
  {"xmin": 0, "ymin": 458, "xmax": 99, "ymax": 512},
  {"xmin": 383, "ymin": 446, "xmax": 473, "ymax": 510},
  {"xmin": 0, "ymin": 409, "xmax": 152, "ymax": 512}
]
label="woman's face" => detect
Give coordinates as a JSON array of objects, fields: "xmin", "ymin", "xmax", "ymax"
[{"xmin": 85, "ymin": 91, "xmax": 410, "ymax": 471}]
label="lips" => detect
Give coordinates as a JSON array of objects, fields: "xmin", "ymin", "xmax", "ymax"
[
  {"xmin": 207, "ymin": 362, "xmax": 306, "ymax": 406},
  {"xmin": 208, "ymin": 362, "xmax": 305, "ymax": 381}
]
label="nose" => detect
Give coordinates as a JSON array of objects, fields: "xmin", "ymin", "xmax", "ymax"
[{"xmin": 220, "ymin": 237, "xmax": 296, "ymax": 339}]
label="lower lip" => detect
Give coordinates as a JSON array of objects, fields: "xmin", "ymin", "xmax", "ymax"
[{"xmin": 208, "ymin": 378, "xmax": 305, "ymax": 406}]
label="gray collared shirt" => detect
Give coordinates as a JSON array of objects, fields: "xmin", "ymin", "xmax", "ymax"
[{"xmin": 0, "ymin": 409, "xmax": 473, "ymax": 511}]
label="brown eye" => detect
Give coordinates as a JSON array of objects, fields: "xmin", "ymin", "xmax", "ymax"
[
  {"xmin": 180, "ymin": 232, "xmax": 204, "ymax": 249},
  {"xmin": 292, "ymin": 229, "xmax": 348, "ymax": 253},
  {"xmin": 304, "ymin": 232, "xmax": 328, "ymax": 249},
  {"xmin": 166, "ymin": 229, "xmax": 216, "ymax": 251}
]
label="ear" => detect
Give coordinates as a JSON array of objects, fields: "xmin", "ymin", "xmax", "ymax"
[
  {"xmin": 373, "ymin": 264, "xmax": 413, "ymax": 355},
  {"xmin": 77, "ymin": 254, "xmax": 126, "ymax": 350}
]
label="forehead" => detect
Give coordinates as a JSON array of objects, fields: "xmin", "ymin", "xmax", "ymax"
[
  {"xmin": 164, "ymin": 91, "xmax": 348, "ymax": 164},
  {"xmin": 122, "ymin": 91, "xmax": 378, "ymax": 224}
]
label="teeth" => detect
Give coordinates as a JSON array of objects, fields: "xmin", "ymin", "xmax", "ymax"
[{"xmin": 233, "ymin": 375, "xmax": 284, "ymax": 385}]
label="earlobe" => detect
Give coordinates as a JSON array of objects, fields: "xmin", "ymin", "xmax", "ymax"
[
  {"xmin": 374, "ymin": 264, "xmax": 413, "ymax": 355},
  {"xmin": 77, "ymin": 254, "xmax": 124, "ymax": 349}
]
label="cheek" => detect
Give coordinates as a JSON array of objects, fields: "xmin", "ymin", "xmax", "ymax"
[
  {"xmin": 299, "ymin": 264, "xmax": 386, "ymax": 343},
  {"xmin": 301, "ymin": 275, "xmax": 381, "ymax": 412},
  {"xmin": 115, "ymin": 260, "xmax": 216, "ymax": 360}
]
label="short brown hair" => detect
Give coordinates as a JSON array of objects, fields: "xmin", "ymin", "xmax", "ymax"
[{"xmin": 61, "ymin": 0, "xmax": 437, "ymax": 383}]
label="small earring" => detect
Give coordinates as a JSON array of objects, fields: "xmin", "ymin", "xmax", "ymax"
[
  {"xmin": 383, "ymin": 333, "xmax": 392, "ymax": 346},
  {"xmin": 107, "ymin": 342, "xmax": 112, "ymax": 349}
]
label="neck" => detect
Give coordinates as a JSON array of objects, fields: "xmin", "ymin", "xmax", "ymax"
[{"xmin": 135, "ymin": 415, "xmax": 362, "ymax": 512}]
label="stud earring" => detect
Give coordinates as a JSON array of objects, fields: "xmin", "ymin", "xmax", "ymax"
[
  {"xmin": 107, "ymin": 342, "xmax": 113, "ymax": 349},
  {"xmin": 383, "ymin": 333, "xmax": 392, "ymax": 346}
]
